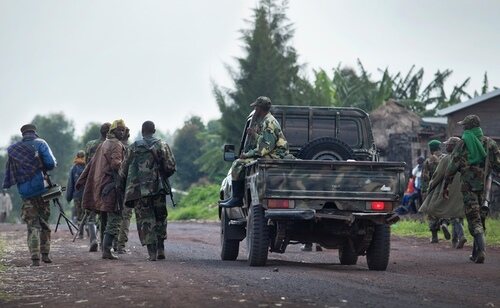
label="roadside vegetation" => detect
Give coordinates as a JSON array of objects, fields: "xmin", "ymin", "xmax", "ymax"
[
  {"xmin": 168, "ymin": 184, "xmax": 219, "ymax": 221},
  {"xmin": 392, "ymin": 217, "xmax": 500, "ymax": 246}
]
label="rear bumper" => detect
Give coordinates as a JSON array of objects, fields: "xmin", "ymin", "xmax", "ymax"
[{"xmin": 265, "ymin": 209, "xmax": 393, "ymax": 224}]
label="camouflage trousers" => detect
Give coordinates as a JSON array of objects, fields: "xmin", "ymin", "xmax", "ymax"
[
  {"xmin": 116, "ymin": 207, "xmax": 133, "ymax": 249},
  {"xmin": 100, "ymin": 211, "xmax": 123, "ymax": 238},
  {"xmin": 230, "ymin": 158, "xmax": 254, "ymax": 181},
  {"xmin": 132, "ymin": 195, "xmax": 167, "ymax": 246},
  {"xmin": 21, "ymin": 197, "xmax": 51, "ymax": 260},
  {"xmin": 462, "ymin": 191, "xmax": 484, "ymax": 236}
]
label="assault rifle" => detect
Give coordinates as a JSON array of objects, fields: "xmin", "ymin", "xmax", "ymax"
[
  {"xmin": 41, "ymin": 174, "xmax": 78, "ymax": 235},
  {"xmin": 148, "ymin": 145, "xmax": 176, "ymax": 207}
]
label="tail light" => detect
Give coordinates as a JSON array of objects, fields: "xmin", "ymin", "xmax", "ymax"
[
  {"xmin": 370, "ymin": 201, "xmax": 386, "ymax": 211},
  {"xmin": 267, "ymin": 199, "xmax": 294, "ymax": 209}
]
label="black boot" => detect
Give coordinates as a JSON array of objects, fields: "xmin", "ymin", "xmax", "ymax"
[
  {"xmin": 41, "ymin": 253, "xmax": 52, "ymax": 263},
  {"xmin": 157, "ymin": 239, "xmax": 165, "ymax": 260},
  {"xmin": 102, "ymin": 234, "xmax": 118, "ymax": 260},
  {"xmin": 430, "ymin": 230, "xmax": 438, "ymax": 243},
  {"xmin": 473, "ymin": 233, "xmax": 486, "ymax": 264},
  {"xmin": 88, "ymin": 223, "xmax": 98, "ymax": 252},
  {"xmin": 147, "ymin": 244, "xmax": 157, "ymax": 261},
  {"xmin": 219, "ymin": 181, "xmax": 244, "ymax": 208}
]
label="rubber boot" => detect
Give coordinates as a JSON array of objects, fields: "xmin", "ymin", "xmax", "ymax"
[
  {"xmin": 430, "ymin": 230, "xmax": 438, "ymax": 243},
  {"xmin": 157, "ymin": 239, "xmax": 165, "ymax": 260},
  {"xmin": 88, "ymin": 223, "xmax": 98, "ymax": 252},
  {"xmin": 41, "ymin": 253, "xmax": 52, "ymax": 263},
  {"xmin": 147, "ymin": 244, "xmax": 157, "ymax": 261},
  {"xmin": 440, "ymin": 222, "xmax": 451, "ymax": 240},
  {"xmin": 102, "ymin": 234, "xmax": 118, "ymax": 260},
  {"xmin": 219, "ymin": 181, "xmax": 244, "ymax": 208},
  {"xmin": 473, "ymin": 233, "xmax": 486, "ymax": 264}
]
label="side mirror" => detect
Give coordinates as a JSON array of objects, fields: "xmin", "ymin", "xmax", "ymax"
[{"xmin": 223, "ymin": 144, "xmax": 236, "ymax": 162}]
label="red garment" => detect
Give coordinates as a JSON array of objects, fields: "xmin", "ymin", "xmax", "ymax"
[{"xmin": 405, "ymin": 178, "xmax": 415, "ymax": 195}]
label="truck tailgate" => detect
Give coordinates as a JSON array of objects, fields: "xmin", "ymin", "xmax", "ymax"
[{"xmin": 250, "ymin": 159, "xmax": 405, "ymax": 201}]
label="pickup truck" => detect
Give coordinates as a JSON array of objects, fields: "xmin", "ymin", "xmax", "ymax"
[{"xmin": 219, "ymin": 105, "xmax": 405, "ymax": 270}]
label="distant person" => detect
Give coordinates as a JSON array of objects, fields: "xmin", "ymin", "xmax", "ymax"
[
  {"xmin": 394, "ymin": 172, "xmax": 417, "ymax": 215},
  {"xmin": 0, "ymin": 189, "xmax": 13, "ymax": 223},
  {"xmin": 419, "ymin": 137, "xmax": 466, "ymax": 248},
  {"xmin": 3, "ymin": 124, "xmax": 57, "ymax": 266},
  {"xmin": 443, "ymin": 115, "xmax": 500, "ymax": 263},
  {"xmin": 77, "ymin": 119, "xmax": 127, "ymax": 260},
  {"xmin": 120, "ymin": 121, "xmax": 176, "ymax": 261},
  {"xmin": 421, "ymin": 140, "xmax": 450, "ymax": 243},
  {"xmin": 66, "ymin": 150, "xmax": 86, "ymax": 239},
  {"xmin": 82, "ymin": 122, "xmax": 111, "ymax": 252}
]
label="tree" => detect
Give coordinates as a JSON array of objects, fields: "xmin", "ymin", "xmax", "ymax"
[
  {"xmin": 171, "ymin": 116, "xmax": 206, "ymax": 190},
  {"xmin": 80, "ymin": 122, "xmax": 101, "ymax": 149},
  {"xmin": 195, "ymin": 120, "xmax": 229, "ymax": 184},
  {"xmin": 214, "ymin": 0, "xmax": 313, "ymax": 145}
]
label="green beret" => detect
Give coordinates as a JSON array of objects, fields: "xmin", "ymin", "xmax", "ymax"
[{"xmin": 428, "ymin": 139, "xmax": 441, "ymax": 151}]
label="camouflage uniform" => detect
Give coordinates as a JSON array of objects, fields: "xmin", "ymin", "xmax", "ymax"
[
  {"xmin": 120, "ymin": 134, "xmax": 176, "ymax": 260},
  {"xmin": 21, "ymin": 197, "xmax": 51, "ymax": 260},
  {"xmin": 231, "ymin": 112, "xmax": 290, "ymax": 181},
  {"xmin": 444, "ymin": 115, "xmax": 500, "ymax": 263}
]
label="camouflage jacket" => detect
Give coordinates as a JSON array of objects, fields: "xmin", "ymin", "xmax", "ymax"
[
  {"xmin": 85, "ymin": 137, "xmax": 105, "ymax": 164},
  {"xmin": 120, "ymin": 136, "xmax": 176, "ymax": 204},
  {"xmin": 421, "ymin": 152, "xmax": 444, "ymax": 195},
  {"xmin": 444, "ymin": 136, "xmax": 500, "ymax": 192},
  {"xmin": 243, "ymin": 112, "xmax": 290, "ymax": 159}
]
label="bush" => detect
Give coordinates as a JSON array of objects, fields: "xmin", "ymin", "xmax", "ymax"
[{"xmin": 169, "ymin": 184, "xmax": 219, "ymax": 221}]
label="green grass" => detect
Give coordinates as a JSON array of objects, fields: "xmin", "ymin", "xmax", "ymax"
[
  {"xmin": 392, "ymin": 217, "xmax": 500, "ymax": 246},
  {"xmin": 169, "ymin": 184, "xmax": 219, "ymax": 221}
]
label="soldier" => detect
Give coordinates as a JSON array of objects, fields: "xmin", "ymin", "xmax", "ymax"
[
  {"xmin": 419, "ymin": 137, "xmax": 466, "ymax": 248},
  {"xmin": 120, "ymin": 121, "xmax": 176, "ymax": 261},
  {"xmin": 3, "ymin": 124, "xmax": 57, "ymax": 266},
  {"xmin": 77, "ymin": 119, "xmax": 127, "ymax": 260},
  {"xmin": 115, "ymin": 126, "xmax": 133, "ymax": 254},
  {"xmin": 443, "ymin": 115, "xmax": 500, "ymax": 263},
  {"xmin": 220, "ymin": 96, "xmax": 291, "ymax": 208},
  {"xmin": 421, "ymin": 140, "xmax": 450, "ymax": 243},
  {"xmin": 66, "ymin": 150, "xmax": 86, "ymax": 239},
  {"xmin": 83, "ymin": 122, "xmax": 110, "ymax": 252}
]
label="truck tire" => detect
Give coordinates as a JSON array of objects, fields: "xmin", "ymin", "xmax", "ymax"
[
  {"xmin": 366, "ymin": 224, "xmax": 391, "ymax": 271},
  {"xmin": 220, "ymin": 209, "xmax": 240, "ymax": 261},
  {"xmin": 338, "ymin": 240, "xmax": 358, "ymax": 265},
  {"xmin": 246, "ymin": 204, "xmax": 269, "ymax": 266},
  {"xmin": 297, "ymin": 137, "xmax": 354, "ymax": 161}
]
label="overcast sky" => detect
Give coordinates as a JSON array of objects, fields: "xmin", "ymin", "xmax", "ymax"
[{"xmin": 1, "ymin": 0, "xmax": 499, "ymax": 147}]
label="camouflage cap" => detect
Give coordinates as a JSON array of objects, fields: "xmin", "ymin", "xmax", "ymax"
[
  {"xmin": 250, "ymin": 96, "xmax": 272, "ymax": 108},
  {"xmin": 110, "ymin": 119, "xmax": 126, "ymax": 131},
  {"xmin": 20, "ymin": 124, "xmax": 37, "ymax": 134},
  {"xmin": 457, "ymin": 114, "xmax": 480, "ymax": 128},
  {"xmin": 443, "ymin": 136, "xmax": 461, "ymax": 145}
]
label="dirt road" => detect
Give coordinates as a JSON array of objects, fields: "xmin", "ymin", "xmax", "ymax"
[{"xmin": 0, "ymin": 221, "xmax": 499, "ymax": 307}]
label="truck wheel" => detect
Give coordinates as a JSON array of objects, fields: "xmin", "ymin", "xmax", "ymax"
[
  {"xmin": 220, "ymin": 209, "xmax": 239, "ymax": 261},
  {"xmin": 297, "ymin": 137, "xmax": 354, "ymax": 161},
  {"xmin": 246, "ymin": 204, "xmax": 269, "ymax": 266},
  {"xmin": 366, "ymin": 224, "xmax": 391, "ymax": 271},
  {"xmin": 338, "ymin": 240, "xmax": 358, "ymax": 265}
]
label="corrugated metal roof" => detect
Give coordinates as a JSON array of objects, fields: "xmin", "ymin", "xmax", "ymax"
[
  {"xmin": 436, "ymin": 88, "xmax": 500, "ymax": 116},
  {"xmin": 422, "ymin": 117, "xmax": 447, "ymax": 124}
]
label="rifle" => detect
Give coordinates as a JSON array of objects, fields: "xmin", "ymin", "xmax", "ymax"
[
  {"xmin": 41, "ymin": 174, "xmax": 78, "ymax": 235},
  {"xmin": 72, "ymin": 210, "xmax": 89, "ymax": 242}
]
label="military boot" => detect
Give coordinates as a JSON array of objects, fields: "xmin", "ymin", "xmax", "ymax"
[
  {"xmin": 147, "ymin": 244, "xmax": 157, "ymax": 261},
  {"xmin": 219, "ymin": 181, "xmax": 244, "ymax": 208},
  {"xmin": 102, "ymin": 234, "xmax": 118, "ymax": 260},
  {"xmin": 473, "ymin": 233, "xmax": 486, "ymax": 264},
  {"xmin": 430, "ymin": 230, "xmax": 438, "ymax": 243},
  {"xmin": 41, "ymin": 253, "xmax": 52, "ymax": 263},
  {"xmin": 157, "ymin": 239, "xmax": 165, "ymax": 260},
  {"xmin": 88, "ymin": 223, "xmax": 98, "ymax": 252},
  {"xmin": 31, "ymin": 258, "xmax": 40, "ymax": 267}
]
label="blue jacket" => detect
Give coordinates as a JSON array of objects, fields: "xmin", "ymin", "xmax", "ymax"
[
  {"xmin": 5, "ymin": 134, "xmax": 57, "ymax": 199},
  {"xmin": 66, "ymin": 163, "xmax": 85, "ymax": 202}
]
